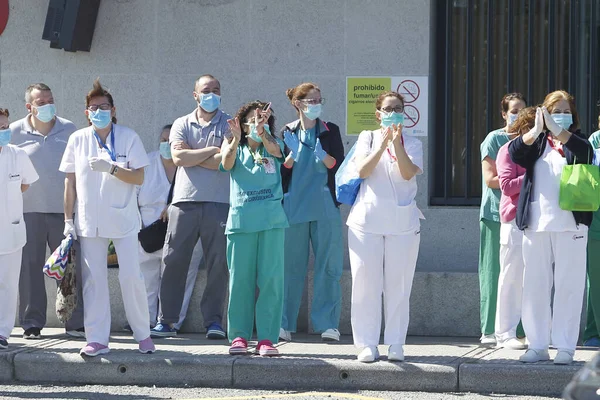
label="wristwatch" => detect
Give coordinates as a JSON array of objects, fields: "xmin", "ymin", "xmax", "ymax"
[{"xmin": 110, "ymin": 165, "xmax": 118, "ymax": 175}]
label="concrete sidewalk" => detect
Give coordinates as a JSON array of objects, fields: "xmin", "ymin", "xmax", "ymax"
[{"xmin": 0, "ymin": 328, "xmax": 595, "ymax": 397}]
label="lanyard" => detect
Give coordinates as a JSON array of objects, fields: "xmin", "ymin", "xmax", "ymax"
[
  {"xmin": 93, "ymin": 125, "xmax": 116, "ymax": 162},
  {"xmin": 547, "ymin": 135, "xmax": 564, "ymax": 157}
]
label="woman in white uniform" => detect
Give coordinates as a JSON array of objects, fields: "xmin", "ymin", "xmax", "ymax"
[
  {"xmin": 59, "ymin": 79, "xmax": 155, "ymax": 356},
  {"xmin": 0, "ymin": 107, "xmax": 39, "ymax": 349},
  {"xmin": 137, "ymin": 125, "xmax": 203, "ymax": 331},
  {"xmin": 347, "ymin": 91, "xmax": 424, "ymax": 363},
  {"xmin": 509, "ymin": 91, "xmax": 592, "ymax": 365}
]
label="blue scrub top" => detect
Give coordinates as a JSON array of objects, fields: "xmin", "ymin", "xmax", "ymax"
[
  {"xmin": 283, "ymin": 126, "xmax": 338, "ymax": 224},
  {"xmin": 223, "ymin": 140, "xmax": 289, "ymax": 234}
]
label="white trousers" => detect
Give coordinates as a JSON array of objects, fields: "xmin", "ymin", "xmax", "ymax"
[
  {"xmin": 348, "ymin": 227, "xmax": 420, "ymax": 348},
  {"xmin": 139, "ymin": 239, "xmax": 202, "ymax": 329},
  {"xmin": 0, "ymin": 249, "xmax": 23, "ymax": 339},
  {"xmin": 495, "ymin": 221, "xmax": 525, "ymax": 342},
  {"xmin": 522, "ymin": 228, "xmax": 587, "ymax": 352},
  {"xmin": 80, "ymin": 235, "xmax": 150, "ymax": 345}
]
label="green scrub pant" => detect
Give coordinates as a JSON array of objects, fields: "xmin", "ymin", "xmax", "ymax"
[
  {"xmin": 479, "ymin": 219, "xmax": 501, "ymax": 336},
  {"xmin": 226, "ymin": 228, "xmax": 284, "ymax": 344},
  {"xmin": 281, "ymin": 216, "xmax": 343, "ymax": 333},
  {"xmin": 584, "ymin": 237, "xmax": 600, "ymax": 342}
]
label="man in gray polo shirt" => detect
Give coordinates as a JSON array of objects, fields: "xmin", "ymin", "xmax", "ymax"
[
  {"xmin": 10, "ymin": 83, "xmax": 85, "ymax": 339},
  {"xmin": 153, "ymin": 74, "xmax": 230, "ymax": 339}
]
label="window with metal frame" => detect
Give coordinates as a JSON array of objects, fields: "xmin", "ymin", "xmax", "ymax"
[{"xmin": 431, "ymin": 0, "xmax": 599, "ymax": 206}]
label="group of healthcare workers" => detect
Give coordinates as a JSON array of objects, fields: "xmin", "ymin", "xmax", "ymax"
[
  {"xmin": 480, "ymin": 89, "xmax": 600, "ymax": 365},
  {"xmin": 0, "ymin": 75, "xmax": 426, "ymax": 362}
]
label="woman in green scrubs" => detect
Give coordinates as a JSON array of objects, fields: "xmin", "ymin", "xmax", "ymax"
[
  {"xmin": 280, "ymin": 83, "xmax": 345, "ymax": 342},
  {"xmin": 221, "ymin": 101, "xmax": 288, "ymax": 357}
]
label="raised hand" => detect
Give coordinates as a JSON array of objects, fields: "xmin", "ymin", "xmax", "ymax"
[
  {"xmin": 88, "ymin": 157, "xmax": 112, "ymax": 173},
  {"xmin": 284, "ymin": 130, "xmax": 300, "ymax": 160},
  {"xmin": 379, "ymin": 126, "xmax": 392, "ymax": 151},
  {"xmin": 314, "ymin": 138, "xmax": 327, "ymax": 161},
  {"xmin": 391, "ymin": 123, "xmax": 403, "ymax": 145},
  {"xmin": 227, "ymin": 117, "xmax": 242, "ymax": 141},
  {"xmin": 542, "ymin": 106, "xmax": 563, "ymax": 136}
]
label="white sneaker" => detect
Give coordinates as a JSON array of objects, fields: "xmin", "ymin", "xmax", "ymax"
[
  {"xmin": 321, "ymin": 328, "xmax": 340, "ymax": 342},
  {"xmin": 387, "ymin": 344, "xmax": 404, "ymax": 361},
  {"xmin": 498, "ymin": 337, "xmax": 526, "ymax": 350},
  {"xmin": 519, "ymin": 349, "xmax": 550, "ymax": 363},
  {"xmin": 480, "ymin": 334, "xmax": 496, "ymax": 345},
  {"xmin": 279, "ymin": 328, "xmax": 292, "ymax": 342},
  {"xmin": 554, "ymin": 350, "xmax": 574, "ymax": 365},
  {"xmin": 357, "ymin": 346, "xmax": 379, "ymax": 363}
]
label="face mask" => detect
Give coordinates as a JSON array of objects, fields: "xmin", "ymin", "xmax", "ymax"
[
  {"xmin": 0, "ymin": 129, "xmax": 11, "ymax": 146},
  {"xmin": 246, "ymin": 123, "xmax": 271, "ymax": 143},
  {"xmin": 34, "ymin": 104, "xmax": 56, "ymax": 123},
  {"xmin": 89, "ymin": 109, "xmax": 112, "ymax": 129},
  {"xmin": 507, "ymin": 113, "xmax": 518, "ymax": 127},
  {"xmin": 379, "ymin": 111, "xmax": 405, "ymax": 128},
  {"xmin": 159, "ymin": 142, "xmax": 172, "ymax": 159},
  {"xmin": 552, "ymin": 113, "xmax": 573, "ymax": 130},
  {"xmin": 302, "ymin": 104, "xmax": 322, "ymax": 121},
  {"xmin": 197, "ymin": 93, "xmax": 221, "ymax": 113}
]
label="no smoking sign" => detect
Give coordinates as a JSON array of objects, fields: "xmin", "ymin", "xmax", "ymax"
[
  {"xmin": 403, "ymin": 105, "xmax": 420, "ymax": 128},
  {"xmin": 397, "ymin": 80, "xmax": 420, "ymax": 104}
]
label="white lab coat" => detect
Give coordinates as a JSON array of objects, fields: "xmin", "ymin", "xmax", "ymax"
[
  {"xmin": 347, "ymin": 130, "xmax": 424, "ymax": 348},
  {"xmin": 0, "ymin": 145, "xmax": 38, "ymax": 339},
  {"xmin": 58, "ymin": 124, "xmax": 151, "ymax": 346}
]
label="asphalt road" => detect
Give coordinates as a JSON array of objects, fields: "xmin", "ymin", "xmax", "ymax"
[{"xmin": 0, "ymin": 385, "xmax": 561, "ymax": 400}]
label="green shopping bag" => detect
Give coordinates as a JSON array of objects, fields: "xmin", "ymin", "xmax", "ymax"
[{"xmin": 559, "ymin": 158, "xmax": 600, "ymax": 211}]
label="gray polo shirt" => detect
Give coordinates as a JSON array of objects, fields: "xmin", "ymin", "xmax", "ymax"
[
  {"xmin": 170, "ymin": 109, "xmax": 231, "ymax": 204},
  {"xmin": 10, "ymin": 115, "xmax": 77, "ymax": 214}
]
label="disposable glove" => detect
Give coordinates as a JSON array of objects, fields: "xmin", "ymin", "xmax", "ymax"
[
  {"xmin": 89, "ymin": 157, "xmax": 113, "ymax": 173},
  {"xmin": 64, "ymin": 219, "xmax": 77, "ymax": 240},
  {"xmin": 284, "ymin": 130, "xmax": 300, "ymax": 160}
]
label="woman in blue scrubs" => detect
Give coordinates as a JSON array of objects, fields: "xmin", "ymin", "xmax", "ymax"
[{"xmin": 280, "ymin": 82, "xmax": 345, "ymax": 342}]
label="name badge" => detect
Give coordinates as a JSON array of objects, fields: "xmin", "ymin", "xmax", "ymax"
[{"xmin": 263, "ymin": 157, "xmax": 275, "ymax": 174}]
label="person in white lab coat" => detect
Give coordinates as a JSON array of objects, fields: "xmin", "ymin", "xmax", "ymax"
[
  {"xmin": 0, "ymin": 107, "xmax": 39, "ymax": 349},
  {"xmin": 59, "ymin": 79, "xmax": 155, "ymax": 356},
  {"xmin": 347, "ymin": 91, "xmax": 424, "ymax": 363},
  {"xmin": 137, "ymin": 124, "xmax": 204, "ymax": 331}
]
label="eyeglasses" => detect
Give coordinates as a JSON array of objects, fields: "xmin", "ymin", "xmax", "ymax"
[
  {"xmin": 87, "ymin": 103, "xmax": 112, "ymax": 111},
  {"xmin": 380, "ymin": 106, "xmax": 404, "ymax": 113},
  {"xmin": 300, "ymin": 98, "xmax": 325, "ymax": 105}
]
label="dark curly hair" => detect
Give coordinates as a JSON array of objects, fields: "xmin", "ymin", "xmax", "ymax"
[{"xmin": 234, "ymin": 100, "xmax": 277, "ymax": 146}]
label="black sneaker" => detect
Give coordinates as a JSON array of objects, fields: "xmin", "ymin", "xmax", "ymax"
[
  {"xmin": 0, "ymin": 336, "xmax": 7, "ymax": 349},
  {"xmin": 65, "ymin": 327, "xmax": 85, "ymax": 338},
  {"xmin": 23, "ymin": 327, "xmax": 41, "ymax": 340}
]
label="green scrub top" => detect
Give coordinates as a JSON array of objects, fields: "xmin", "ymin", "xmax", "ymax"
[
  {"xmin": 222, "ymin": 139, "xmax": 289, "ymax": 235},
  {"xmin": 480, "ymin": 128, "xmax": 510, "ymax": 222},
  {"xmin": 589, "ymin": 130, "xmax": 600, "ymax": 240},
  {"xmin": 283, "ymin": 126, "xmax": 338, "ymax": 224}
]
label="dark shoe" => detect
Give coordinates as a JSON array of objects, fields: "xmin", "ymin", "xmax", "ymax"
[
  {"xmin": 0, "ymin": 336, "xmax": 7, "ymax": 349},
  {"xmin": 23, "ymin": 327, "xmax": 41, "ymax": 340},
  {"xmin": 206, "ymin": 322, "xmax": 226, "ymax": 339},
  {"xmin": 583, "ymin": 337, "xmax": 600, "ymax": 348},
  {"xmin": 65, "ymin": 328, "xmax": 85, "ymax": 338},
  {"xmin": 150, "ymin": 323, "xmax": 177, "ymax": 338}
]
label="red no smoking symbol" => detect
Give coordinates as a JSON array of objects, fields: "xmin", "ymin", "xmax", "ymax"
[
  {"xmin": 403, "ymin": 105, "xmax": 420, "ymax": 128},
  {"xmin": 397, "ymin": 80, "xmax": 420, "ymax": 104}
]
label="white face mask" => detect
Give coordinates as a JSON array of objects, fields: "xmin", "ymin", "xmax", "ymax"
[{"xmin": 507, "ymin": 113, "xmax": 518, "ymax": 127}]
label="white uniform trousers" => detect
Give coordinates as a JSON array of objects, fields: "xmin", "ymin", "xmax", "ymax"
[
  {"xmin": 522, "ymin": 228, "xmax": 587, "ymax": 352},
  {"xmin": 139, "ymin": 240, "xmax": 202, "ymax": 329},
  {"xmin": 0, "ymin": 249, "xmax": 23, "ymax": 339},
  {"xmin": 80, "ymin": 235, "xmax": 150, "ymax": 345},
  {"xmin": 495, "ymin": 221, "xmax": 525, "ymax": 342},
  {"xmin": 348, "ymin": 227, "xmax": 420, "ymax": 348}
]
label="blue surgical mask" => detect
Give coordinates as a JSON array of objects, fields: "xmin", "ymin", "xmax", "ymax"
[
  {"xmin": 247, "ymin": 123, "xmax": 271, "ymax": 143},
  {"xmin": 34, "ymin": 104, "xmax": 56, "ymax": 123},
  {"xmin": 197, "ymin": 93, "xmax": 221, "ymax": 113},
  {"xmin": 302, "ymin": 104, "xmax": 322, "ymax": 121},
  {"xmin": 159, "ymin": 142, "xmax": 172, "ymax": 159},
  {"xmin": 380, "ymin": 111, "xmax": 405, "ymax": 128},
  {"xmin": 0, "ymin": 129, "xmax": 11, "ymax": 146},
  {"xmin": 507, "ymin": 113, "xmax": 518, "ymax": 127},
  {"xmin": 89, "ymin": 109, "xmax": 112, "ymax": 129},
  {"xmin": 552, "ymin": 113, "xmax": 573, "ymax": 130}
]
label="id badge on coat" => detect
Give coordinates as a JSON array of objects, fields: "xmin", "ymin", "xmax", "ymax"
[{"xmin": 263, "ymin": 157, "xmax": 276, "ymax": 174}]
